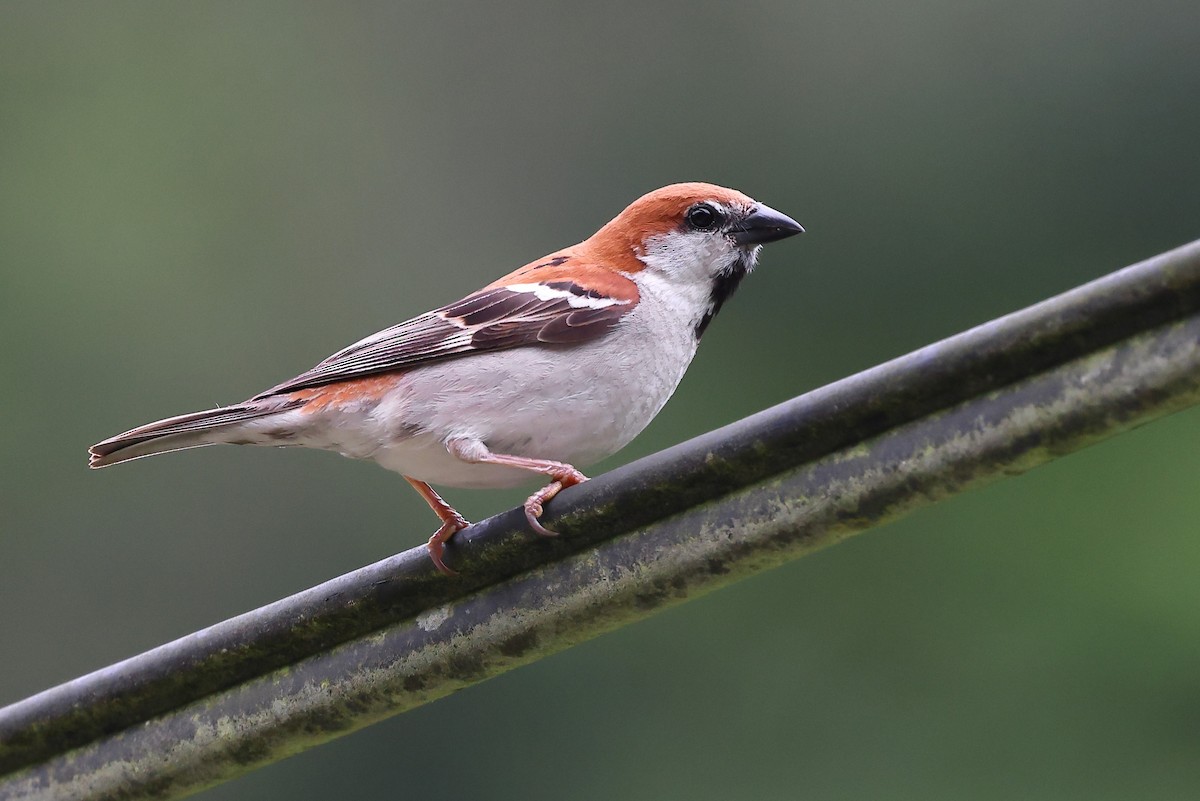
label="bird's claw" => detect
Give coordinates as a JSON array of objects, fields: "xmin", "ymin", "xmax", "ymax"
[
  {"xmin": 524, "ymin": 469, "xmax": 589, "ymax": 537},
  {"xmin": 524, "ymin": 493, "xmax": 556, "ymax": 537},
  {"xmin": 426, "ymin": 514, "xmax": 469, "ymax": 576}
]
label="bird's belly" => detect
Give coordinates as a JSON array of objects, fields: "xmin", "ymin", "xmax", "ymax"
[
  {"xmin": 384, "ymin": 334, "xmax": 692, "ymax": 487},
  {"xmin": 373, "ymin": 436, "xmax": 546, "ymax": 489},
  {"xmin": 280, "ymin": 303, "xmax": 699, "ymax": 490},
  {"xmin": 371, "ymin": 363, "xmax": 658, "ymax": 487}
]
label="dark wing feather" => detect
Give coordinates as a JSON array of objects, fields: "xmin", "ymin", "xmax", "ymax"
[
  {"xmin": 536, "ymin": 307, "xmax": 626, "ymax": 344},
  {"xmin": 254, "ymin": 283, "xmax": 636, "ymax": 398}
]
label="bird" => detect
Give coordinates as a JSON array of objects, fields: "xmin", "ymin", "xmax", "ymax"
[{"xmin": 89, "ymin": 182, "xmax": 804, "ymax": 574}]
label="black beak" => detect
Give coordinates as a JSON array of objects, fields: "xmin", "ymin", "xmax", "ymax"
[{"xmin": 730, "ymin": 203, "xmax": 805, "ymax": 246}]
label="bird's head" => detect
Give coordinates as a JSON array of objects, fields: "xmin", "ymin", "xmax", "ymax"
[{"xmin": 587, "ymin": 182, "xmax": 804, "ymax": 336}]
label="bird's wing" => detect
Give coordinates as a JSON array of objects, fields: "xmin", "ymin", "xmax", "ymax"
[{"xmin": 253, "ymin": 278, "xmax": 639, "ymax": 399}]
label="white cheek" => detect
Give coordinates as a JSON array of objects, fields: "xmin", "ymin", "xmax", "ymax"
[{"xmin": 639, "ymin": 231, "xmax": 745, "ymax": 284}]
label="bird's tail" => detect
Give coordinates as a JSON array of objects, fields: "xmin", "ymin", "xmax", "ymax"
[{"xmin": 88, "ymin": 398, "xmax": 304, "ymax": 468}]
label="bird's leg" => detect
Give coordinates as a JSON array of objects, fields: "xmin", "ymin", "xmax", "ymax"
[
  {"xmin": 446, "ymin": 439, "xmax": 588, "ymax": 537},
  {"xmin": 404, "ymin": 476, "xmax": 469, "ymax": 576}
]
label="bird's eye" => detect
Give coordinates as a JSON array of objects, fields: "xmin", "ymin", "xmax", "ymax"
[{"xmin": 686, "ymin": 203, "xmax": 721, "ymax": 231}]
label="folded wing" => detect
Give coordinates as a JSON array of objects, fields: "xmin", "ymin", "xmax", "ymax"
[{"xmin": 254, "ymin": 278, "xmax": 639, "ymax": 399}]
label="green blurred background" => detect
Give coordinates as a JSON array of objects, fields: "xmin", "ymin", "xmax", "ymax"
[{"xmin": 3, "ymin": 2, "xmax": 1200, "ymax": 798}]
